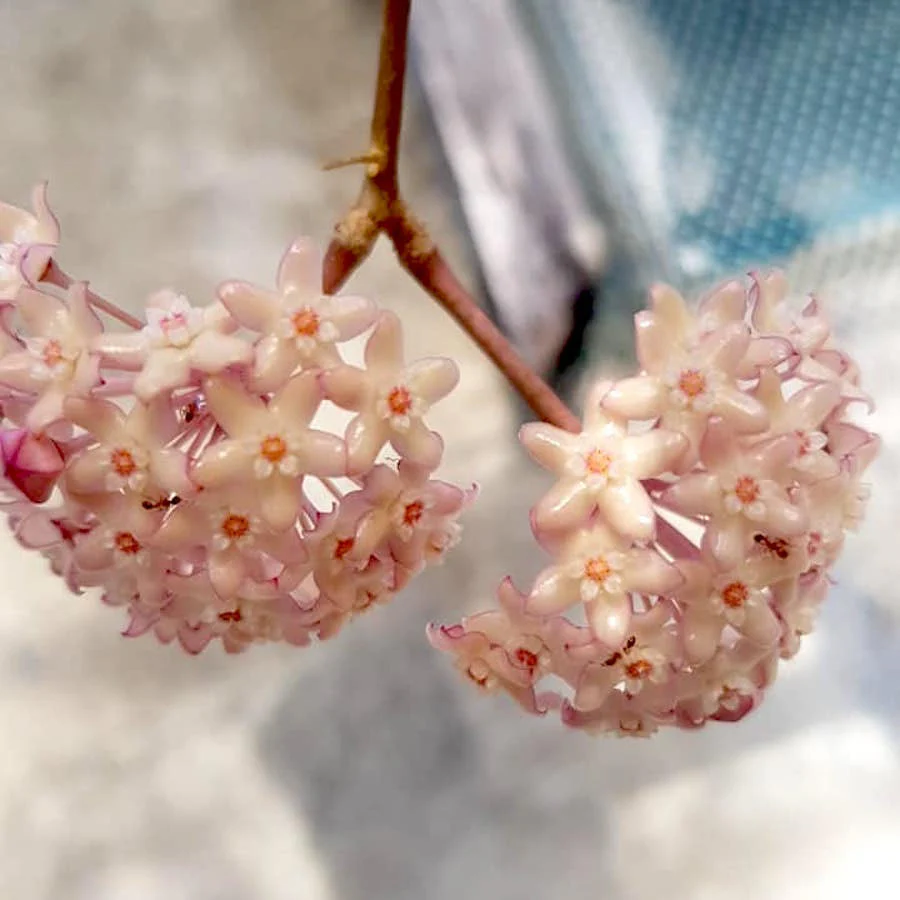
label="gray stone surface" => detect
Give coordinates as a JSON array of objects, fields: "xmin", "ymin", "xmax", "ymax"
[{"xmin": 0, "ymin": 2, "xmax": 898, "ymax": 899}]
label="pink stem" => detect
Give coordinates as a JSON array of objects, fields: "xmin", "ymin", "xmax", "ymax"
[
  {"xmin": 319, "ymin": 476, "xmax": 345, "ymax": 501},
  {"xmin": 43, "ymin": 261, "xmax": 143, "ymax": 330},
  {"xmin": 184, "ymin": 417, "xmax": 217, "ymax": 458},
  {"xmin": 654, "ymin": 514, "xmax": 700, "ymax": 561}
]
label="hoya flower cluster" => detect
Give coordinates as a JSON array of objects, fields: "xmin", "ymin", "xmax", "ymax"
[
  {"xmin": 0, "ymin": 188, "xmax": 469, "ymax": 653},
  {"xmin": 430, "ymin": 275, "xmax": 879, "ymax": 735}
]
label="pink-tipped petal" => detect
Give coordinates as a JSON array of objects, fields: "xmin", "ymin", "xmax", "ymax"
[
  {"xmin": 217, "ymin": 280, "xmax": 279, "ymax": 332},
  {"xmin": 278, "ymin": 238, "xmax": 321, "ymax": 295},
  {"xmin": 364, "ymin": 310, "xmax": 405, "ymax": 372},
  {"xmin": 189, "ymin": 330, "xmax": 253, "ymax": 373},
  {"xmin": 299, "ymin": 429, "xmax": 346, "ymax": 477},
  {"xmin": 192, "ymin": 440, "xmax": 250, "ymax": 487},
  {"xmin": 596, "ymin": 479, "xmax": 656, "ymax": 541},
  {"xmin": 586, "ymin": 592, "xmax": 632, "ymax": 646},
  {"xmin": 661, "ymin": 473, "xmax": 720, "ymax": 517},
  {"xmin": 203, "ymin": 376, "xmax": 266, "ymax": 436},
  {"xmin": 622, "ymin": 428, "xmax": 686, "ymax": 478},
  {"xmin": 406, "ymin": 357, "xmax": 460, "ymax": 404},
  {"xmin": 532, "ymin": 478, "xmax": 593, "ymax": 534},
  {"xmin": 322, "ymin": 365, "xmax": 368, "ymax": 410},
  {"xmin": 603, "ymin": 375, "xmax": 664, "ymax": 419},
  {"xmin": 270, "ymin": 371, "xmax": 322, "ymax": 424},
  {"xmin": 390, "ymin": 421, "xmax": 443, "ymax": 470}
]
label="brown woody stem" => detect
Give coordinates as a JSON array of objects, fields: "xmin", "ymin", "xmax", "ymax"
[{"xmin": 323, "ymin": 0, "xmax": 580, "ymax": 433}]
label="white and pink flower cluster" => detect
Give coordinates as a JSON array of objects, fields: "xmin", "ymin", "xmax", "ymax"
[
  {"xmin": 0, "ymin": 188, "xmax": 469, "ymax": 653},
  {"xmin": 430, "ymin": 275, "xmax": 879, "ymax": 735}
]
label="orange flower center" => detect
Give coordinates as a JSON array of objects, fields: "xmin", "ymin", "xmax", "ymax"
[
  {"xmin": 219, "ymin": 609, "xmax": 243, "ymax": 623},
  {"xmin": 721, "ymin": 581, "xmax": 748, "ymax": 608},
  {"xmin": 334, "ymin": 537, "xmax": 355, "ymax": 560},
  {"xmin": 260, "ymin": 434, "xmax": 287, "ymax": 463},
  {"xmin": 734, "ymin": 475, "xmax": 760, "ymax": 504},
  {"xmin": 42, "ymin": 339, "xmax": 64, "ymax": 366},
  {"xmin": 110, "ymin": 447, "xmax": 137, "ymax": 477},
  {"xmin": 386, "ymin": 385, "xmax": 413, "ymax": 416},
  {"xmin": 221, "ymin": 514, "xmax": 250, "ymax": 540},
  {"xmin": 584, "ymin": 556, "xmax": 612, "ymax": 583},
  {"xmin": 585, "ymin": 448, "xmax": 612, "ymax": 476},
  {"xmin": 114, "ymin": 531, "xmax": 141, "ymax": 555},
  {"xmin": 466, "ymin": 664, "xmax": 491, "ymax": 688},
  {"xmin": 677, "ymin": 368, "xmax": 707, "ymax": 398},
  {"xmin": 514, "ymin": 647, "xmax": 539, "ymax": 670},
  {"xmin": 402, "ymin": 500, "xmax": 425, "ymax": 528},
  {"xmin": 624, "ymin": 659, "xmax": 653, "ymax": 680},
  {"xmin": 291, "ymin": 307, "xmax": 320, "ymax": 337}
]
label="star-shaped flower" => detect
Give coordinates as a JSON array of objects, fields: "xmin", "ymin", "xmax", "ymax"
[
  {"xmin": 337, "ymin": 460, "xmax": 473, "ymax": 570},
  {"xmin": 191, "ymin": 372, "xmax": 345, "ymax": 531},
  {"xmin": 520, "ymin": 381, "xmax": 686, "ymax": 541},
  {"xmin": 0, "ymin": 283, "xmax": 102, "ymax": 431},
  {"xmin": 94, "ymin": 290, "xmax": 252, "ymax": 400},
  {"xmin": 322, "ymin": 310, "xmax": 459, "ymax": 473},
  {"xmin": 150, "ymin": 486, "xmax": 306, "ymax": 599},
  {"xmin": 218, "ymin": 238, "xmax": 376, "ymax": 390},
  {"xmin": 570, "ymin": 600, "xmax": 681, "ymax": 712},
  {"xmin": 661, "ymin": 422, "xmax": 807, "ymax": 569},
  {"xmin": 528, "ymin": 521, "xmax": 681, "ymax": 646},
  {"xmin": 63, "ymin": 394, "xmax": 192, "ymax": 498}
]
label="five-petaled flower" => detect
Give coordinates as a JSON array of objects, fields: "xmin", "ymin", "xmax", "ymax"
[{"xmin": 323, "ymin": 310, "xmax": 459, "ymax": 473}]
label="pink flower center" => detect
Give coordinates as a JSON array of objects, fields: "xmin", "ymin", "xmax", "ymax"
[
  {"xmin": 290, "ymin": 307, "xmax": 320, "ymax": 338},
  {"xmin": 221, "ymin": 514, "xmax": 250, "ymax": 541},
  {"xmin": 42, "ymin": 339, "xmax": 64, "ymax": 367},
  {"xmin": 386, "ymin": 386, "xmax": 412, "ymax": 416},
  {"xmin": 160, "ymin": 312, "xmax": 187, "ymax": 335},
  {"xmin": 114, "ymin": 532, "xmax": 141, "ymax": 555},
  {"xmin": 260, "ymin": 434, "xmax": 287, "ymax": 463},
  {"xmin": 584, "ymin": 556, "xmax": 612, "ymax": 583},
  {"xmin": 677, "ymin": 368, "xmax": 706, "ymax": 398},
  {"xmin": 734, "ymin": 475, "xmax": 760, "ymax": 505},
  {"xmin": 219, "ymin": 609, "xmax": 243, "ymax": 623},
  {"xmin": 513, "ymin": 646, "xmax": 539, "ymax": 671},
  {"xmin": 585, "ymin": 448, "xmax": 612, "ymax": 476},
  {"xmin": 334, "ymin": 537, "xmax": 355, "ymax": 560},
  {"xmin": 110, "ymin": 447, "xmax": 137, "ymax": 477},
  {"xmin": 402, "ymin": 500, "xmax": 424, "ymax": 528},
  {"xmin": 624, "ymin": 658, "xmax": 653, "ymax": 680},
  {"xmin": 721, "ymin": 581, "xmax": 748, "ymax": 608}
]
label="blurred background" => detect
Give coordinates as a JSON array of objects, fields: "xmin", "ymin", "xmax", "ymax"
[{"xmin": 1, "ymin": 0, "xmax": 899, "ymax": 898}]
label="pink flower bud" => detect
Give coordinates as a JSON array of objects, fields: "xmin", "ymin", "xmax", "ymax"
[{"xmin": 0, "ymin": 427, "xmax": 65, "ymax": 502}]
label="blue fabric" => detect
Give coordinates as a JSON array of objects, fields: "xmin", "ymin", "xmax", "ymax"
[{"xmin": 642, "ymin": 0, "xmax": 900, "ymax": 269}]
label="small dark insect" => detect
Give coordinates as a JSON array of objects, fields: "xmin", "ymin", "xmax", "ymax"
[
  {"xmin": 753, "ymin": 533, "xmax": 791, "ymax": 560},
  {"xmin": 603, "ymin": 635, "xmax": 637, "ymax": 666},
  {"xmin": 142, "ymin": 495, "xmax": 181, "ymax": 511},
  {"xmin": 182, "ymin": 403, "xmax": 199, "ymax": 424}
]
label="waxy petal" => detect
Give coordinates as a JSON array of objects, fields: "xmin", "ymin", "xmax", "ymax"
[
  {"xmin": 533, "ymin": 478, "xmax": 593, "ymax": 534},
  {"xmin": 586, "ymin": 592, "xmax": 632, "ymax": 646},
  {"xmin": 602, "ymin": 375, "xmax": 664, "ymax": 419},
  {"xmin": 364, "ymin": 310, "xmax": 404, "ymax": 372},
  {"xmin": 217, "ymin": 280, "xmax": 280, "ymax": 332},
  {"xmin": 596, "ymin": 479, "xmax": 656, "ymax": 541}
]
